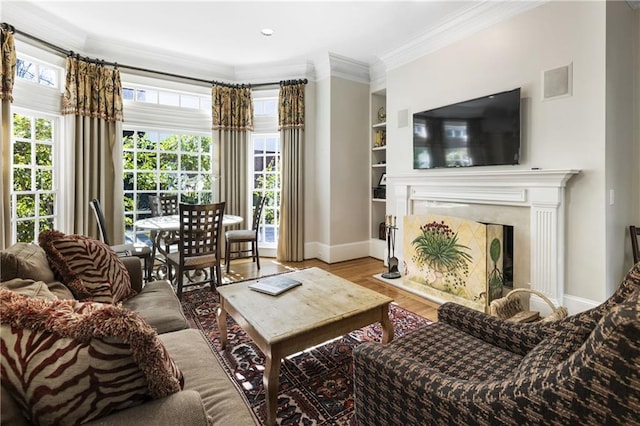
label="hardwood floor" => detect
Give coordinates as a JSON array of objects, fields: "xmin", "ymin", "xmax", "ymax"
[{"xmin": 222, "ymin": 256, "xmax": 440, "ymax": 322}]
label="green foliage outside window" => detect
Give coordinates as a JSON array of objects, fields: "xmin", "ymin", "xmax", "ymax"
[
  {"xmin": 12, "ymin": 113, "xmax": 55, "ymax": 243},
  {"xmin": 123, "ymin": 131, "xmax": 214, "ymax": 230}
]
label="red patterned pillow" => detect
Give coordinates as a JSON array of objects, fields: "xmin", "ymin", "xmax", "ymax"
[
  {"xmin": 0, "ymin": 289, "xmax": 184, "ymax": 425},
  {"xmin": 38, "ymin": 230, "xmax": 135, "ymax": 303}
]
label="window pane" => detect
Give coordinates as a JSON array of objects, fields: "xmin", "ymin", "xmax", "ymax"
[
  {"xmin": 16, "ymin": 59, "xmax": 36, "ymax": 82},
  {"xmin": 13, "ymin": 142, "xmax": 31, "ymax": 165},
  {"xmin": 16, "ymin": 194, "xmax": 36, "ymax": 217},
  {"xmin": 160, "ymin": 134, "xmax": 178, "ymax": 151},
  {"xmin": 39, "ymin": 217, "xmax": 54, "ymax": 233},
  {"xmin": 17, "ymin": 220, "xmax": 35, "ymax": 243},
  {"xmin": 39, "ymin": 193, "xmax": 55, "ymax": 216},
  {"xmin": 180, "ymin": 94, "xmax": 199, "ymax": 109},
  {"xmin": 38, "ymin": 67, "xmax": 57, "ymax": 87},
  {"xmin": 13, "ymin": 114, "xmax": 32, "ymax": 139},
  {"xmin": 13, "ymin": 168, "xmax": 32, "ymax": 191},
  {"xmin": 136, "ymin": 172, "xmax": 156, "ymax": 190},
  {"xmin": 181, "ymin": 154, "xmax": 198, "ymax": 171},
  {"xmin": 36, "ymin": 169, "xmax": 52, "ymax": 190},
  {"xmin": 123, "ymin": 88, "xmax": 135, "ymax": 100},
  {"xmin": 264, "ymin": 99, "xmax": 277, "ymax": 115},
  {"xmin": 137, "ymin": 89, "xmax": 158, "ymax": 103},
  {"xmin": 36, "ymin": 144, "xmax": 52, "ymax": 166},
  {"xmin": 160, "ymin": 153, "xmax": 178, "ymax": 170},
  {"xmin": 180, "ymin": 135, "xmax": 199, "ymax": 152},
  {"xmin": 35, "ymin": 118, "xmax": 52, "ymax": 141},
  {"xmin": 159, "ymin": 91, "xmax": 180, "ymax": 106}
]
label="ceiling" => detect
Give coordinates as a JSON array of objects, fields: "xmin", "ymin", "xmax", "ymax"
[
  {"xmin": 23, "ymin": 1, "xmax": 485, "ymax": 68},
  {"xmin": 3, "ymin": 1, "xmax": 551, "ymax": 73}
]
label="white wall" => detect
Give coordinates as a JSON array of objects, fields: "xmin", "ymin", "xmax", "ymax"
[
  {"xmin": 329, "ymin": 77, "xmax": 369, "ymax": 246},
  {"xmin": 309, "ymin": 76, "xmax": 370, "ymax": 262},
  {"xmin": 312, "ymin": 78, "xmax": 332, "ymax": 257},
  {"xmin": 385, "ymin": 1, "xmax": 627, "ymax": 302},
  {"xmin": 605, "ymin": 1, "xmax": 636, "ymax": 293}
]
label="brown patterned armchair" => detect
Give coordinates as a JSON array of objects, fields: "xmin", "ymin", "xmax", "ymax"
[{"xmin": 353, "ymin": 263, "xmax": 640, "ymax": 425}]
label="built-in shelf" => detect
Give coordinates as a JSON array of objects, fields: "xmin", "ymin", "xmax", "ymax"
[{"xmin": 370, "ymin": 90, "xmax": 387, "ymax": 260}]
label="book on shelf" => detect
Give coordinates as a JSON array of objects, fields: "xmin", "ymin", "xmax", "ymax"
[{"xmin": 249, "ymin": 275, "xmax": 302, "ymax": 296}]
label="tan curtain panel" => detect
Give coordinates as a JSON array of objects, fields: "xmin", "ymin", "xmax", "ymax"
[
  {"xmin": 278, "ymin": 83, "xmax": 305, "ymax": 131},
  {"xmin": 212, "ymin": 85, "xmax": 253, "ymax": 226},
  {"xmin": 212, "ymin": 85, "xmax": 253, "ymax": 131},
  {"xmin": 277, "ymin": 82, "xmax": 305, "ymax": 261},
  {"xmin": 63, "ymin": 57, "xmax": 125, "ymax": 243},
  {"xmin": 1, "ymin": 27, "xmax": 16, "ymax": 249},
  {"xmin": 62, "ymin": 56, "xmax": 123, "ymax": 123},
  {"xmin": 1, "ymin": 27, "xmax": 16, "ymax": 102}
]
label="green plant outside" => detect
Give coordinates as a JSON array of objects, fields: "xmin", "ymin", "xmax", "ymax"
[{"xmin": 12, "ymin": 113, "xmax": 55, "ymax": 243}]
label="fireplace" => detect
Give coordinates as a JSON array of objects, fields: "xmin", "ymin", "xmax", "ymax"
[{"xmin": 382, "ymin": 169, "xmax": 579, "ymax": 315}]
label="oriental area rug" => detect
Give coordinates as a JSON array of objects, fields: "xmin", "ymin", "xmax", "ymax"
[{"xmin": 180, "ymin": 283, "xmax": 431, "ymax": 425}]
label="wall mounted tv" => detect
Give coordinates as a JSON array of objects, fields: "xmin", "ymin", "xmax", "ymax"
[{"xmin": 413, "ymin": 88, "xmax": 521, "ymax": 169}]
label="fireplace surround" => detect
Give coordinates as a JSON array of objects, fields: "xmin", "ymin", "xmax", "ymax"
[{"xmin": 384, "ymin": 169, "xmax": 580, "ymax": 314}]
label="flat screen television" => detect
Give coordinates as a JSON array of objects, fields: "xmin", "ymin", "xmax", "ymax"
[{"xmin": 413, "ymin": 88, "xmax": 521, "ymax": 169}]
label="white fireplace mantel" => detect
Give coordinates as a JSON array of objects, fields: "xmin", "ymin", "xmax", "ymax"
[{"xmin": 387, "ymin": 169, "xmax": 580, "ymax": 313}]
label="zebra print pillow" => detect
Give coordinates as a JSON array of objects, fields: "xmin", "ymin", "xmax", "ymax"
[
  {"xmin": 0, "ymin": 289, "xmax": 184, "ymax": 425},
  {"xmin": 39, "ymin": 230, "xmax": 136, "ymax": 303}
]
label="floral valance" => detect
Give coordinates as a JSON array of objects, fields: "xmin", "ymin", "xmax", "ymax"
[
  {"xmin": 1, "ymin": 27, "xmax": 16, "ymax": 102},
  {"xmin": 211, "ymin": 85, "xmax": 253, "ymax": 131},
  {"xmin": 278, "ymin": 82, "xmax": 305, "ymax": 131},
  {"xmin": 62, "ymin": 56, "xmax": 123, "ymax": 122}
]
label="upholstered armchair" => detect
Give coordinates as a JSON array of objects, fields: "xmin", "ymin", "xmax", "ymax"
[{"xmin": 353, "ymin": 263, "xmax": 640, "ymax": 425}]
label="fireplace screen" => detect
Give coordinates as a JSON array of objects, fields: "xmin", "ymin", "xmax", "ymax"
[{"xmin": 403, "ymin": 215, "xmax": 505, "ymax": 312}]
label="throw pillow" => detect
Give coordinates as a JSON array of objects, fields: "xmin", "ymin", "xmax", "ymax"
[
  {"xmin": 0, "ymin": 289, "xmax": 184, "ymax": 425},
  {"xmin": 38, "ymin": 230, "xmax": 135, "ymax": 303},
  {"xmin": 0, "ymin": 278, "xmax": 57, "ymax": 301},
  {"xmin": 0, "ymin": 242, "xmax": 55, "ymax": 283}
]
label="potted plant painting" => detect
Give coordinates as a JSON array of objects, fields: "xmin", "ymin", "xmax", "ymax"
[{"xmin": 411, "ymin": 220, "xmax": 472, "ymax": 295}]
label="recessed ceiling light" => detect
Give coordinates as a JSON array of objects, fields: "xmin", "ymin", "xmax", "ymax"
[{"xmin": 261, "ymin": 28, "xmax": 274, "ymax": 37}]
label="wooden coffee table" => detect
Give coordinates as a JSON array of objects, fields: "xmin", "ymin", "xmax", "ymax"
[{"xmin": 216, "ymin": 267, "xmax": 394, "ymax": 426}]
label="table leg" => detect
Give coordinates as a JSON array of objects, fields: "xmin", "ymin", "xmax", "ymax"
[
  {"xmin": 381, "ymin": 304, "xmax": 394, "ymax": 344},
  {"xmin": 217, "ymin": 304, "xmax": 228, "ymax": 349},
  {"xmin": 263, "ymin": 348, "xmax": 281, "ymax": 426}
]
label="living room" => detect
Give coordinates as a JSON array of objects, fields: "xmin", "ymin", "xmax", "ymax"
[{"xmin": 1, "ymin": 1, "xmax": 639, "ymax": 425}]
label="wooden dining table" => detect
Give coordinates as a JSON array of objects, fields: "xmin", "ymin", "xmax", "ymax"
[{"xmin": 133, "ymin": 214, "xmax": 243, "ymax": 279}]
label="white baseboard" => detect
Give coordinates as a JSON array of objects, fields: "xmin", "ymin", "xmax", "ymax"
[
  {"xmin": 530, "ymin": 293, "xmax": 599, "ymax": 316},
  {"xmin": 305, "ymin": 240, "xmax": 370, "ymax": 263},
  {"xmin": 562, "ymin": 294, "xmax": 600, "ymax": 315}
]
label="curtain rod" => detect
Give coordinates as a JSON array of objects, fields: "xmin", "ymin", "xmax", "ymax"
[{"xmin": 1, "ymin": 22, "xmax": 308, "ymax": 89}]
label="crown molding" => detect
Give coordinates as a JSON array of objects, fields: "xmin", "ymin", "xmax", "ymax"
[
  {"xmin": 235, "ymin": 60, "xmax": 315, "ymax": 85},
  {"xmin": 84, "ymin": 35, "xmax": 236, "ymax": 83},
  {"xmin": 369, "ymin": 59, "xmax": 387, "ymax": 90},
  {"xmin": 4, "ymin": 1, "xmax": 86, "ymax": 53},
  {"xmin": 314, "ymin": 52, "xmax": 369, "ymax": 84},
  {"xmin": 380, "ymin": 1, "xmax": 546, "ymax": 72}
]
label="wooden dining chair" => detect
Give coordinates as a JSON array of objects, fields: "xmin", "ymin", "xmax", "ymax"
[
  {"xmin": 149, "ymin": 194, "xmax": 180, "ymax": 254},
  {"xmin": 630, "ymin": 225, "xmax": 640, "ymax": 264},
  {"xmin": 225, "ymin": 195, "xmax": 266, "ymax": 273},
  {"xmin": 150, "ymin": 194, "xmax": 179, "ymax": 217},
  {"xmin": 89, "ymin": 198, "xmax": 153, "ymax": 281},
  {"xmin": 166, "ymin": 202, "xmax": 226, "ymax": 298}
]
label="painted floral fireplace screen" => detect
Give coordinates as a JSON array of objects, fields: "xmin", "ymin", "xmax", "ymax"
[{"xmin": 403, "ymin": 215, "xmax": 504, "ymax": 312}]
